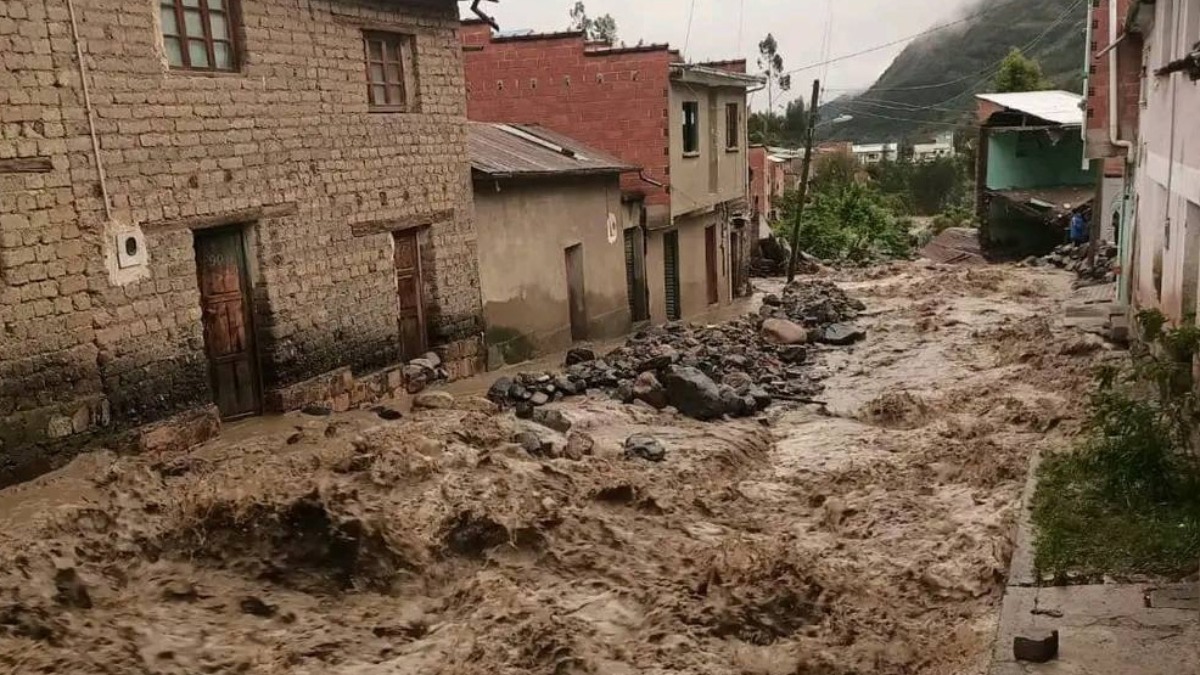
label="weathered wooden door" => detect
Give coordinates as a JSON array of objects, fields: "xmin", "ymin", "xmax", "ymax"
[
  {"xmin": 393, "ymin": 230, "xmax": 428, "ymax": 361},
  {"xmin": 624, "ymin": 227, "xmax": 649, "ymax": 322},
  {"xmin": 705, "ymin": 224, "xmax": 719, "ymax": 305},
  {"xmin": 194, "ymin": 227, "xmax": 260, "ymax": 420},
  {"xmin": 565, "ymin": 244, "xmax": 588, "ymax": 341}
]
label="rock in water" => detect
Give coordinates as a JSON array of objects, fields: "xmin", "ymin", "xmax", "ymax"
[
  {"xmin": 487, "ymin": 377, "xmax": 514, "ymax": 402},
  {"xmin": 624, "ymin": 434, "xmax": 667, "ymax": 462},
  {"xmin": 661, "ymin": 365, "xmax": 727, "ymax": 420},
  {"xmin": 632, "ymin": 371, "xmax": 668, "ymax": 409},
  {"xmin": 564, "ymin": 431, "xmax": 595, "ymax": 460},
  {"xmin": 761, "ymin": 318, "xmax": 809, "ymax": 345},
  {"xmin": 565, "ymin": 347, "xmax": 597, "ymax": 366},
  {"xmin": 413, "ymin": 391, "xmax": 455, "ymax": 410},
  {"xmin": 819, "ymin": 323, "xmax": 866, "ymax": 346},
  {"xmin": 531, "ymin": 408, "xmax": 572, "ymax": 433}
]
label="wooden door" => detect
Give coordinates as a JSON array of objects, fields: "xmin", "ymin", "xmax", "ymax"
[
  {"xmin": 393, "ymin": 230, "xmax": 428, "ymax": 360},
  {"xmin": 565, "ymin": 244, "xmax": 588, "ymax": 341},
  {"xmin": 705, "ymin": 224, "xmax": 719, "ymax": 305},
  {"xmin": 663, "ymin": 231, "xmax": 681, "ymax": 321},
  {"xmin": 194, "ymin": 227, "xmax": 260, "ymax": 420}
]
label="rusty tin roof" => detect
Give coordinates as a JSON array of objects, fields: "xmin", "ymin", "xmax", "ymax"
[{"xmin": 469, "ymin": 122, "xmax": 638, "ymax": 178}]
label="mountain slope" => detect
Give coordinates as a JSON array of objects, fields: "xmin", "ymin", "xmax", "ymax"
[{"xmin": 821, "ymin": 0, "xmax": 1088, "ymax": 143}]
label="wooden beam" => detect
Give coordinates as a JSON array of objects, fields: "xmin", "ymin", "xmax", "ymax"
[
  {"xmin": 0, "ymin": 157, "xmax": 53, "ymax": 174},
  {"xmin": 351, "ymin": 209, "xmax": 455, "ymax": 237}
]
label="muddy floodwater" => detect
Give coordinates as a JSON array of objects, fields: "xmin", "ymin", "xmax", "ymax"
[{"xmin": 0, "ymin": 263, "xmax": 1110, "ymax": 674}]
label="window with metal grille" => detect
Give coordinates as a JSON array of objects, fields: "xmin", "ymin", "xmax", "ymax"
[
  {"xmin": 160, "ymin": 0, "xmax": 238, "ymax": 71},
  {"xmin": 682, "ymin": 102, "xmax": 700, "ymax": 155},
  {"xmin": 364, "ymin": 31, "xmax": 417, "ymax": 111},
  {"xmin": 725, "ymin": 103, "xmax": 740, "ymax": 151}
]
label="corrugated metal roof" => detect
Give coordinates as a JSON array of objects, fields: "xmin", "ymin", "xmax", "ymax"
[
  {"xmin": 469, "ymin": 122, "xmax": 637, "ymax": 178},
  {"xmin": 975, "ymin": 90, "xmax": 1084, "ymax": 126}
]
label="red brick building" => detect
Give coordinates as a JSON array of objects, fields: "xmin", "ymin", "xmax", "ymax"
[
  {"xmin": 460, "ymin": 21, "xmax": 762, "ymax": 323},
  {"xmin": 1085, "ymin": 0, "xmax": 1143, "ymax": 248}
]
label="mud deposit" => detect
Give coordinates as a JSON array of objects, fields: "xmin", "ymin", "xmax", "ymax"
[{"xmin": 0, "ymin": 263, "xmax": 1112, "ymax": 674}]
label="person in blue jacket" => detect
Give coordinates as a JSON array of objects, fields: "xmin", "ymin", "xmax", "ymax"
[{"xmin": 1069, "ymin": 211, "xmax": 1089, "ymax": 245}]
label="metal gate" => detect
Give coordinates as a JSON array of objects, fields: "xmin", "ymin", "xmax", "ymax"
[{"xmin": 664, "ymin": 230, "xmax": 681, "ymax": 321}]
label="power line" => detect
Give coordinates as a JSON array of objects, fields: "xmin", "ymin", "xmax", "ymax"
[
  {"xmin": 782, "ymin": 0, "xmax": 1030, "ymax": 77},
  {"xmin": 837, "ymin": 0, "xmax": 1087, "ymax": 120},
  {"xmin": 683, "ymin": 0, "xmax": 697, "ymax": 54}
]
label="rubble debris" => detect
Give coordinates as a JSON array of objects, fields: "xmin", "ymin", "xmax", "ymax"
[
  {"xmin": 1026, "ymin": 242, "xmax": 1118, "ymax": 282},
  {"xmin": 239, "ymin": 596, "xmax": 277, "ymax": 618},
  {"xmin": 530, "ymin": 408, "xmax": 572, "ymax": 434},
  {"xmin": 301, "ymin": 404, "xmax": 332, "ymax": 417},
  {"xmin": 624, "ymin": 434, "xmax": 667, "ymax": 462},
  {"xmin": 818, "ymin": 323, "xmax": 867, "ymax": 346},
  {"xmin": 486, "ymin": 279, "xmax": 866, "ymax": 420},
  {"xmin": 563, "ymin": 432, "xmax": 595, "ymax": 460},
  {"xmin": 1013, "ymin": 629, "xmax": 1059, "ymax": 663},
  {"xmin": 565, "ymin": 347, "xmax": 597, "ymax": 366},
  {"xmin": 412, "ymin": 391, "xmax": 455, "ymax": 410},
  {"xmin": 920, "ymin": 227, "xmax": 985, "ymax": 265}
]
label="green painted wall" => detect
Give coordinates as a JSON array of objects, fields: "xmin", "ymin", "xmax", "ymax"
[{"xmin": 985, "ymin": 129, "xmax": 1097, "ymax": 190}]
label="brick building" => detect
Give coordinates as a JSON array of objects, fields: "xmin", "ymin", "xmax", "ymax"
[
  {"xmin": 0, "ymin": 0, "xmax": 485, "ymax": 485},
  {"xmin": 460, "ymin": 22, "xmax": 761, "ymax": 323},
  {"xmin": 1084, "ymin": 0, "xmax": 1143, "ymax": 276}
]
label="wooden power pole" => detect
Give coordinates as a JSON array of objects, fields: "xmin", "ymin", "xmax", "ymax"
[{"xmin": 786, "ymin": 78, "xmax": 821, "ymax": 283}]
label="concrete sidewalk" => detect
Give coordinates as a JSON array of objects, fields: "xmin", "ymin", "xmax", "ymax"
[{"xmin": 989, "ymin": 377, "xmax": 1199, "ymax": 673}]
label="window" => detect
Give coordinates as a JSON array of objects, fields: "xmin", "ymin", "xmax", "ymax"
[
  {"xmin": 364, "ymin": 31, "xmax": 416, "ymax": 111},
  {"xmin": 682, "ymin": 101, "xmax": 700, "ymax": 155},
  {"xmin": 161, "ymin": 0, "xmax": 238, "ymax": 71},
  {"xmin": 725, "ymin": 103, "xmax": 740, "ymax": 151}
]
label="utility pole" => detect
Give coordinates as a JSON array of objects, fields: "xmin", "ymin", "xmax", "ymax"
[{"xmin": 786, "ymin": 78, "xmax": 821, "ymax": 283}]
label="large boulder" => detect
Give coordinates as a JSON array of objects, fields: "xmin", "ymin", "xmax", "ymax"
[
  {"xmin": 624, "ymin": 434, "xmax": 667, "ymax": 462},
  {"xmin": 761, "ymin": 318, "xmax": 808, "ymax": 345},
  {"xmin": 661, "ymin": 365, "xmax": 726, "ymax": 421},
  {"xmin": 632, "ymin": 371, "xmax": 668, "ymax": 409},
  {"xmin": 565, "ymin": 347, "xmax": 596, "ymax": 366},
  {"xmin": 413, "ymin": 390, "xmax": 455, "ymax": 410}
]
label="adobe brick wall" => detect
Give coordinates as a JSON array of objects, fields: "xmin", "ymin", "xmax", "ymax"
[
  {"xmin": 461, "ymin": 26, "xmax": 673, "ymax": 208},
  {"xmin": 0, "ymin": 0, "xmax": 483, "ymax": 485}
]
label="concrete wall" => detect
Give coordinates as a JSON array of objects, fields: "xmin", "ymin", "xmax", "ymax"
[
  {"xmin": 474, "ymin": 174, "xmax": 631, "ymax": 366},
  {"xmin": 668, "ymin": 82, "xmax": 748, "ymax": 218},
  {"xmin": 985, "ymin": 131, "xmax": 1097, "ymax": 190},
  {"xmin": 1131, "ymin": 0, "xmax": 1200, "ymax": 321},
  {"xmin": 0, "ymin": 0, "xmax": 483, "ymax": 484},
  {"xmin": 643, "ymin": 213, "xmax": 732, "ymax": 323}
]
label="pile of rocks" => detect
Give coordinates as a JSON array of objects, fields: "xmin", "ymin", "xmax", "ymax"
[
  {"xmin": 487, "ymin": 279, "xmax": 867, "ymax": 421},
  {"xmin": 1027, "ymin": 242, "xmax": 1118, "ymax": 282}
]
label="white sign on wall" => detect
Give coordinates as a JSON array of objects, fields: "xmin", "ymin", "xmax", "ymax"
[{"xmin": 606, "ymin": 212, "xmax": 619, "ymax": 244}]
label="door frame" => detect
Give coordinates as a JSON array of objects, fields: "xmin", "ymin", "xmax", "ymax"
[
  {"xmin": 193, "ymin": 224, "xmax": 263, "ymax": 420},
  {"xmin": 393, "ymin": 227, "xmax": 429, "ymax": 361},
  {"xmin": 704, "ymin": 224, "xmax": 719, "ymax": 306},
  {"xmin": 565, "ymin": 242, "xmax": 588, "ymax": 341}
]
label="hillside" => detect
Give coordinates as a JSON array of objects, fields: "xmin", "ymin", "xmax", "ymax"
[{"xmin": 821, "ymin": 0, "xmax": 1088, "ymax": 143}]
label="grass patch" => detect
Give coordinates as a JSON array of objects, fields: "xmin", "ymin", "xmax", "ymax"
[
  {"xmin": 1031, "ymin": 309, "xmax": 1200, "ymax": 581},
  {"xmin": 1032, "ymin": 451, "xmax": 1200, "ymax": 579}
]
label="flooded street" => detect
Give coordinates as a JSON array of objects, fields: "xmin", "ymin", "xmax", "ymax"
[{"xmin": 0, "ymin": 263, "xmax": 1110, "ymax": 674}]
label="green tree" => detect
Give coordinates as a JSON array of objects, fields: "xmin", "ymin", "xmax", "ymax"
[
  {"xmin": 781, "ymin": 98, "xmax": 807, "ymax": 144},
  {"xmin": 812, "ymin": 150, "xmax": 859, "ymax": 191},
  {"xmin": 992, "ymin": 47, "xmax": 1052, "ymax": 93},
  {"xmin": 569, "ymin": 2, "xmax": 618, "ymax": 42},
  {"xmin": 757, "ymin": 34, "xmax": 792, "ymax": 143}
]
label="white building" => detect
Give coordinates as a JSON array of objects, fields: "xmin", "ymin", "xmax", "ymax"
[
  {"xmin": 852, "ymin": 143, "xmax": 899, "ymax": 165},
  {"xmin": 912, "ymin": 132, "xmax": 956, "ymax": 162}
]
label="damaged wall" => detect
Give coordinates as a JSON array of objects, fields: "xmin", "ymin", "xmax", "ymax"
[
  {"xmin": 985, "ymin": 131, "xmax": 1097, "ymax": 190},
  {"xmin": 0, "ymin": 0, "xmax": 483, "ymax": 485}
]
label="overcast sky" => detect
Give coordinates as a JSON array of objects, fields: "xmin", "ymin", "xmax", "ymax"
[{"xmin": 481, "ymin": 0, "xmax": 978, "ymax": 110}]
